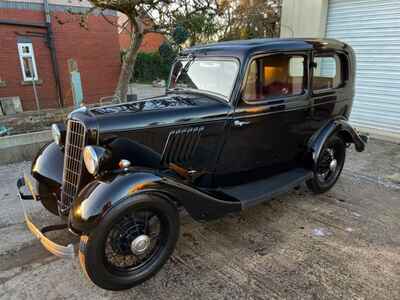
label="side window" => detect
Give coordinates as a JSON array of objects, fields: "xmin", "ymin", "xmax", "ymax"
[
  {"xmin": 243, "ymin": 54, "xmax": 305, "ymax": 102},
  {"xmin": 312, "ymin": 55, "xmax": 342, "ymax": 92},
  {"xmin": 17, "ymin": 43, "xmax": 38, "ymax": 81}
]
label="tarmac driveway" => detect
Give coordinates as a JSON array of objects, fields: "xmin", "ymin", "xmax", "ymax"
[{"xmin": 0, "ymin": 139, "xmax": 399, "ymax": 299}]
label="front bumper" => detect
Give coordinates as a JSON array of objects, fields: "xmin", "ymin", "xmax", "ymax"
[{"xmin": 17, "ymin": 175, "xmax": 75, "ymax": 258}]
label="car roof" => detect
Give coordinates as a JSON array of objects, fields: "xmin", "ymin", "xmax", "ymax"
[{"xmin": 181, "ymin": 38, "xmax": 351, "ymax": 60}]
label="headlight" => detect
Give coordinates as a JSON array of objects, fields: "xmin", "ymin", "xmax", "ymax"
[
  {"xmin": 51, "ymin": 124, "xmax": 61, "ymax": 145},
  {"xmin": 83, "ymin": 146, "xmax": 107, "ymax": 175}
]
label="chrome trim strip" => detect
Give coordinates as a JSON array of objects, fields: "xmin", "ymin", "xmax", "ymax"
[{"xmin": 18, "ymin": 175, "xmax": 75, "ymax": 259}]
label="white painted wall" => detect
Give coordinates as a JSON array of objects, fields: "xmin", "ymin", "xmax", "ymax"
[
  {"xmin": 280, "ymin": 0, "xmax": 328, "ymax": 38},
  {"xmin": 280, "ymin": 0, "xmax": 400, "ymax": 141},
  {"xmin": 326, "ymin": 0, "xmax": 400, "ymax": 140}
]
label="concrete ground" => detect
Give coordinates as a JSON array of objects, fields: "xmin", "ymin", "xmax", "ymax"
[
  {"xmin": 129, "ymin": 83, "xmax": 166, "ymax": 99},
  {"xmin": 0, "ymin": 139, "xmax": 399, "ymax": 299}
]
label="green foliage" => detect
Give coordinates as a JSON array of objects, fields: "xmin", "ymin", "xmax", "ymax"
[
  {"xmin": 174, "ymin": 10, "xmax": 219, "ymax": 46},
  {"xmin": 172, "ymin": 25, "xmax": 190, "ymax": 45},
  {"xmin": 218, "ymin": 0, "xmax": 282, "ymax": 41},
  {"xmin": 159, "ymin": 43, "xmax": 177, "ymax": 65},
  {"xmin": 132, "ymin": 52, "xmax": 162, "ymax": 82},
  {"xmin": 132, "ymin": 49, "xmax": 176, "ymax": 83}
]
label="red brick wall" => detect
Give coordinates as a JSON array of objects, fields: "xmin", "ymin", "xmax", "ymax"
[
  {"xmin": 119, "ymin": 30, "xmax": 166, "ymax": 53},
  {"xmin": 140, "ymin": 32, "xmax": 166, "ymax": 53},
  {"xmin": 0, "ymin": 9, "xmax": 58, "ymax": 110},
  {"xmin": 53, "ymin": 12, "xmax": 121, "ymax": 107},
  {"xmin": 0, "ymin": 8, "xmax": 121, "ymax": 111}
]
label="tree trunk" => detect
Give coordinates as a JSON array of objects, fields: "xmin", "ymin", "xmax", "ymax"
[
  {"xmin": 190, "ymin": 32, "xmax": 196, "ymax": 46},
  {"xmin": 114, "ymin": 16, "xmax": 144, "ymax": 103}
]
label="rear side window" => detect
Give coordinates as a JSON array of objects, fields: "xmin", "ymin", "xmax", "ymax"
[
  {"xmin": 243, "ymin": 54, "xmax": 306, "ymax": 102},
  {"xmin": 312, "ymin": 55, "xmax": 342, "ymax": 92}
]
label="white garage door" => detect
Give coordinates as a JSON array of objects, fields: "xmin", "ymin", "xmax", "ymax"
[{"xmin": 326, "ymin": 0, "xmax": 400, "ymax": 138}]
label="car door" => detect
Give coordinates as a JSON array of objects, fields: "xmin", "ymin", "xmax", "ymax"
[
  {"xmin": 309, "ymin": 51, "xmax": 351, "ymax": 131},
  {"xmin": 215, "ymin": 51, "xmax": 312, "ymax": 186}
]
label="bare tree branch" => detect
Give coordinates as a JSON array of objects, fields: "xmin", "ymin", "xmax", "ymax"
[{"xmin": 72, "ymin": 0, "xmax": 224, "ymax": 102}]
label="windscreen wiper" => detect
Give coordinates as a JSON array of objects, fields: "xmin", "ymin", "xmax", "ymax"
[{"xmin": 175, "ymin": 54, "xmax": 196, "ymax": 83}]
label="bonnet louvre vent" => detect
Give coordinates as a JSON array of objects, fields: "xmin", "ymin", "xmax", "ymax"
[{"xmin": 161, "ymin": 127, "xmax": 204, "ymax": 165}]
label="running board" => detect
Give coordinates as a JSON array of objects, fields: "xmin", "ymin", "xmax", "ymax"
[{"xmin": 218, "ymin": 168, "xmax": 313, "ymax": 209}]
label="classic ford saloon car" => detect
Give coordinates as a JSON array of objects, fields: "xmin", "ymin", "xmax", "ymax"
[{"xmin": 17, "ymin": 38, "xmax": 367, "ymax": 290}]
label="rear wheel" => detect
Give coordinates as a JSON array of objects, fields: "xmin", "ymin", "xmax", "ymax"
[
  {"xmin": 307, "ymin": 135, "xmax": 346, "ymax": 194},
  {"xmin": 79, "ymin": 194, "xmax": 179, "ymax": 290}
]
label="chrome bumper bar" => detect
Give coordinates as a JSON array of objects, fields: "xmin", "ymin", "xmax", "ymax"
[{"xmin": 17, "ymin": 176, "xmax": 76, "ymax": 259}]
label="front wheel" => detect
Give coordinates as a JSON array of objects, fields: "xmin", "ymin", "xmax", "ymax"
[
  {"xmin": 79, "ymin": 194, "xmax": 179, "ymax": 290},
  {"xmin": 307, "ymin": 135, "xmax": 346, "ymax": 194}
]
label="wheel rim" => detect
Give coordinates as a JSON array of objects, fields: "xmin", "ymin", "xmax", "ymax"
[
  {"xmin": 103, "ymin": 208, "xmax": 168, "ymax": 274},
  {"xmin": 316, "ymin": 144, "xmax": 343, "ymax": 184}
]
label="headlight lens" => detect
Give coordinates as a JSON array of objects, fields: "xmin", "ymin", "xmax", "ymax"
[
  {"xmin": 51, "ymin": 124, "xmax": 61, "ymax": 145},
  {"xmin": 83, "ymin": 146, "xmax": 108, "ymax": 175},
  {"xmin": 83, "ymin": 146, "xmax": 100, "ymax": 175}
]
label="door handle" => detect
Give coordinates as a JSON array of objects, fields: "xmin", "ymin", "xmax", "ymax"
[{"xmin": 234, "ymin": 120, "xmax": 251, "ymax": 127}]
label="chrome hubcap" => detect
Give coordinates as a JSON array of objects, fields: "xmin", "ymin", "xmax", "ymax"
[
  {"xmin": 131, "ymin": 235, "xmax": 151, "ymax": 255},
  {"xmin": 329, "ymin": 159, "xmax": 338, "ymax": 172}
]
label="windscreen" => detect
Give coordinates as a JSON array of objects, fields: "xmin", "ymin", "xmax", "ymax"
[{"xmin": 169, "ymin": 59, "xmax": 239, "ymax": 100}]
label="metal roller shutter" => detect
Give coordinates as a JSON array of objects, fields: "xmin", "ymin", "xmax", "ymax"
[{"xmin": 326, "ymin": 0, "xmax": 400, "ymax": 138}]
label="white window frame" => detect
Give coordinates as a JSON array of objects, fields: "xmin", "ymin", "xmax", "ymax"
[{"xmin": 17, "ymin": 43, "xmax": 39, "ymax": 81}]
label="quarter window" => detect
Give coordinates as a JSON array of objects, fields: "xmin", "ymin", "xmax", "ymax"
[
  {"xmin": 243, "ymin": 54, "xmax": 305, "ymax": 102},
  {"xmin": 312, "ymin": 55, "xmax": 342, "ymax": 91},
  {"xmin": 17, "ymin": 43, "xmax": 38, "ymax": 81}
]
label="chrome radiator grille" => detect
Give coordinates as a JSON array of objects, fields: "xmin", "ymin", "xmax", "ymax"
[{"xmin": 59, "ymin": 119, "xmax": 87, "ymax": 215}]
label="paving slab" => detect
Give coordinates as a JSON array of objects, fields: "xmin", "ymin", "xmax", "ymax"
[{"xmin": 0, "ymin": 139, "xmax": 399, "ymax": 299}]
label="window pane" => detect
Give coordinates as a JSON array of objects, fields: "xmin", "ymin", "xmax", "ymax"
[
  {"xmin": 22, "ymin": 57, "xmax": 35, "ymax": 79},
  {"xmin": 171, "ymin": 60, "xmax": 239, "ymax": 99},
  {"xmin": 18, "ymin": 43, "xmax": 38, "ymax": 81},
  {"xmin": 243, "ymin": 60, "xmax": 258, "ymax": 100},
  {"xmin": 243, "ymin": 54, "xmax": 305, "ymax": 101},
  {"xmin": 22, "ymin": 45, "xmax": 31, "ymax": 55},
  {"xmin": 289, "ymin": 57, "xmax": 304, "ymax": 77},
  {"xmin": 312, "ymin": 56, "xmax": 341, "ymax": 91}
]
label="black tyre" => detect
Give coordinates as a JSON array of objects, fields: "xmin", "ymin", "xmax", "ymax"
[
  {"xmin": 307, "ymin": 135, "xmax": 346, "ymax": 194},
  {"xmin": 79, "ymin": 194, "xmax": 179, "ymax": 291}
]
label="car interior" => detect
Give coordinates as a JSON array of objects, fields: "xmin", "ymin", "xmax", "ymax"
[
  {"xmin": 243, "ymin": 54, "xmax": 305, "ymax": 101},
  {"xmin": 243, "ymin": 53, "xmax": 343, "ymax": 101}
]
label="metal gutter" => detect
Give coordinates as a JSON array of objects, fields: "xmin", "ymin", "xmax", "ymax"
[
  {"xmin": 0, "ymin": 1, "xmax": 64, "ymax": 108},
  {"xmin": 43, "ymin": 0, "xmax": 64, "ymax": 107}
]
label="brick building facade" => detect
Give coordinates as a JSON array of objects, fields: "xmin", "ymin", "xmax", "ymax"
[
  {"xmin": 0, "ymin": 0, "xmax": 121, "ymax": 112},
  {"xmin": 119, "ymin": 31, "xmax": 166, "ymax": 53},
  {"xmin": 118, "ymin": 13, "xmax": 166, "ymax": 53}
]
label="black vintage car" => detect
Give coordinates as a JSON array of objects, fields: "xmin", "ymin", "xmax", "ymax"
[{"xmin": 18, "ymin": 38, "xmax": 367, "ymax": 290}]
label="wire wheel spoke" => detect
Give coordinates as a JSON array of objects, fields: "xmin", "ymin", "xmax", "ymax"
[
  {"xmin": 104, "ymin": 209, "xmax": 163, "ymax": 272},
  {"xmin": 317, "ymin": 148, "xmax": 336, "ymax": 181}
]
